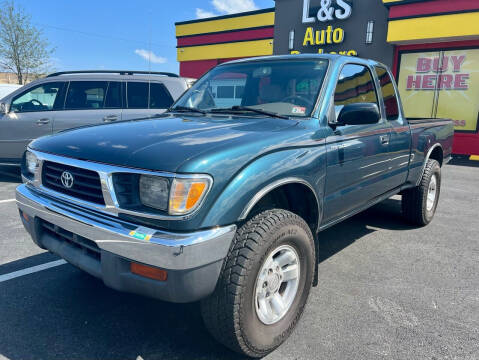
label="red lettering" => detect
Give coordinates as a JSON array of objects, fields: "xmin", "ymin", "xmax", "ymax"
[
  {"xmin": 454, "ymin": 74, "xmax": 469, "ymax": 89},
  {"xmin": 407, "ymin": 75, "xmax": 422, "ymax": 90},
  {"xmin": 438, "ymin": 74, "xmax": 453, "ymax": 89},
  {"xmin": 433, "ymin": 56, "xmax": 448, "ymax": 72},
  {"xmin": 422, "ymin": 75, "xmax": 436, "ymax": 89},
  {"xmin": 416, "ymin": 58, "xmax": 431, "ymax": 72},
  {"xmin": 451, "ymin": 55, "xmax": 466, "ymax": 72}
]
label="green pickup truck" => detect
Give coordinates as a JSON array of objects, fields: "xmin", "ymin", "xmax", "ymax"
[{"xmin": 17, "ymin": 54, "xmax": 453, "ymax": 357}]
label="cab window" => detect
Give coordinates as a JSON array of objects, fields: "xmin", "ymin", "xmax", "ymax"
[
  {"xmin": 375, "ymin": 66, "xmax": 400, "ymax": 121},
  {"xmin": 11, "ymin": 82, "xmax": 64, "ymax": 113},
  {"xmin": 334, "ymin": 64, "xmax": 379, "ymax": 120}
]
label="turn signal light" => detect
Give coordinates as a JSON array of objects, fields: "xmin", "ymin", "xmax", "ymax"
[
  {"xmin": 130, "ymin": 262, "xmax": 168, "ymax": 281},
  {"xmin": 169, "ymin": 177, "xmax": 210, "ymax": 215}
]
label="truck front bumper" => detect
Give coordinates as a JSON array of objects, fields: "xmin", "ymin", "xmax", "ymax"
[{"xmin": 16, "ymin": 184, "xmax": 236, "ymax": 303}]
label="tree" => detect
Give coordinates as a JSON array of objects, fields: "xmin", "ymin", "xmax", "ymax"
[{"xmin": 0, "ymin": 1, "xmax": 53, "ymax": 84}]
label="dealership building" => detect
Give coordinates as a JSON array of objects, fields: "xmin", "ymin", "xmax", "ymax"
[{"xmin": 175, "ymin": 0, "xmax": 479, "ymax": 157}]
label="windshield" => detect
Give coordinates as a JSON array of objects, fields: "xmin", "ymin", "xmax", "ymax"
[{"xmin": 172, "ymin": 59, "xmax": 329, "ymax": 118}]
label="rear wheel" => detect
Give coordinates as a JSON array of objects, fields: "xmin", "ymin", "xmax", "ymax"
[
  {"xmin": 402, "ymin": 159, "xmax": 441, "ymax": 226},
  {"xmin": 201, "ymin": 209, "xmax": 315, "ymax": 358}
]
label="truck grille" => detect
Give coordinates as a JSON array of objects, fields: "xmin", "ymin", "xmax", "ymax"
[
  {"xmin": 40, "ymin": 219, "xmax": 101, "ymax": 260},
  {"xmin": 42, "ymin": 161, "xmax": 105, "ymax": 205}
]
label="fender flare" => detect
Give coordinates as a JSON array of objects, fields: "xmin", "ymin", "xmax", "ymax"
[
  {"xmin": 416, "ymin": 143, "xmax": 443, "ymax": 186},
  {"xmin": 239, "ymin": 176, "xmax": 322, "ymax": 232}
]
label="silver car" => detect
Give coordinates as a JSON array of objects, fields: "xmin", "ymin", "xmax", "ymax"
[{"xmin": 0, "ymin": 70, "xmax": 193, "ymax": 165}]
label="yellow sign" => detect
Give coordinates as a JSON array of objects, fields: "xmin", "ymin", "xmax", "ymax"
[
  {"xmin": 398, "ymin": 49, "xmax": 479, "ymax": 132},
  {"xmin": 303, "ymin": 26, "xmax": 345, "ymax": 46},
  {"xmin": 301, "ymin": 25, "xmax": 357, "ymax": 57}
]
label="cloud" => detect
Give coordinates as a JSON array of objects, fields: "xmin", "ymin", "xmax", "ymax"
[
  {"xmin": 211, "ymin": 0, "xmax": 258, "ymax": 14},
  {"xmin": 196, "ymin": 8, "xmax": 216, "ymax": 18},
  {"xmin": 134, "ymin": 49, "xmax": 167, "ymax": 64},
  {"xmin": 196, "ymin": 0, "xmax": 258, "ymax": 18}
]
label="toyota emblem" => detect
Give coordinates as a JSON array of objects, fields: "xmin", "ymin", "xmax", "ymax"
[{"xmin": 60, "ymin": 171, "xmax": 74, "ymax": 189}]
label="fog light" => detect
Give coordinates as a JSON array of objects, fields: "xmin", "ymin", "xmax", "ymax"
[{"xmin": 131, "ymin": 262, "xmax": 168, "ymax": 281}]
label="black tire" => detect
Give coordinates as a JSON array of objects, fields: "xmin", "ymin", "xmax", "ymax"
[
  {"xmin": 201, "ymin": 209, "xmax": 315, "ymax": 358},
  {"xmin": 402, "ymin": 159, "xmax": 441, "ymax": 226}
]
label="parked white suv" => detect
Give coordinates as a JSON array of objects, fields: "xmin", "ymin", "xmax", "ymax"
[{"xmin": 0, "ymin": 70, "xmax": 194, "ymax": 165}]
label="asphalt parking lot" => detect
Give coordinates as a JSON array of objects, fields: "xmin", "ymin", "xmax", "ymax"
[{"xmin": 0, "ymin": 162, "xmax": 478, "ymax": 360}]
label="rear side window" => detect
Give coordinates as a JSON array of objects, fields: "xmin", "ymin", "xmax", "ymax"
[
  {"xmin": 149, "ymin": 83, "xmax": 174, "ymax": 109},
  {"xmin": 127, "ymin": 82, "xmax": 174, "ymax": 109},
  {"xmin": 334, "ymin": 64, "xmax": 378, "ymax": 119},
  {"xmin": 375, "ymin": 67, "xmax": 400, "ymax": 121},
  {"xmin": 105, "ymin": 81, "xmax": 122, "ymax": 108},
  {"xmin": 65, "ymin": 81, "xmax": 108, "ymax": 110},
  {"xmin": 127, "ymin": 82, "xmax": 148, "ymax": 109}
]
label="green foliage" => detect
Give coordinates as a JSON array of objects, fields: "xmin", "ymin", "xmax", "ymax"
[{"xmin": 0, "ymin": 1, "xmax": 53, "ymax": 84}]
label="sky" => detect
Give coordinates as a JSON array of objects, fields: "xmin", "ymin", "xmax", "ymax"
[{"xmin": 14, "ymin": 0, "xmax": 275, "ymax": 75}]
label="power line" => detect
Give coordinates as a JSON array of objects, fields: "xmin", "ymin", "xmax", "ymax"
[{"xmin": 35, "ymin": 22, "xmax": 175, "ymax": 48}]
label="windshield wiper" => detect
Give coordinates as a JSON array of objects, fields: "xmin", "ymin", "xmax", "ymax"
[
  {"xmin": 168, "ymin": 105, "xmax": 206, "ymax": 115},
  {"xmin": 210, "ymin": 106, "xmax": 289, "ymax": 119}
]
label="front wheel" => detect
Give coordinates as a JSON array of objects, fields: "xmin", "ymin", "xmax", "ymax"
[{"xmin": 201, "ymin": 209, "xmax": 315, "ymax": 358}]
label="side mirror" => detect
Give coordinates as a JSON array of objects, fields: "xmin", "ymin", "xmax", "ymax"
[
  {"xmin": 0, "ymin": 103, "xmax": 9, "ymax": 115},
  {"xmin": 336, "ymin": 103, "xmax": 380, "ymax": 126}
]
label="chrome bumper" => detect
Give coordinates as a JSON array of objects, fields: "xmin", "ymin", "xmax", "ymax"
[{"xmin": 16, "ymin": 184, "xmax": 236, "ymax": 271}]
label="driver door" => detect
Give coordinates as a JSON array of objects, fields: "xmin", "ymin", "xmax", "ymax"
[
  {"xmin": 0, "ymin": 81, "xmax": 65, "ymax": 162},
  {"xmin": 323, "ymin": 64, "xmax": 392, "ymax": 223}
]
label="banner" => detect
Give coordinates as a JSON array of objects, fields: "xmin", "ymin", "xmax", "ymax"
[{"xmin": 398, "ymin": 49, "xmax": 479, "ymax": 133}]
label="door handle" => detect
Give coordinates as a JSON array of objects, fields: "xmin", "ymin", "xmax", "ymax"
[
  {"xmin": 103, "ymin": 115, "xmax": 118, "ymax": 122},
  {"xmin": 380, "ymin": 134, "xmax": 390, "ymax": 145},
  {"xmin": 36, "ymin": 118, "xmax": 50, "ymax": 125}
]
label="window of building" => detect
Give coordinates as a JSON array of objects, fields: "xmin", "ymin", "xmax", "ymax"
[
  {"xmin": 235, "ymin": 85, "xmax": 245, "ymax": 99},
  {"xmin": 398, "ymin": 49, "xmax": 479, "ymax": 133},
  {"xmin": 217, "ymin": 86, "xmax": 235, "ymax": 99}
]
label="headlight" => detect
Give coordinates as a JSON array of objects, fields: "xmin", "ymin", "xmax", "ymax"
[
  {"xmin": 138, "ymin": 174, "xmax": 211, "ymax": 215},
  {"xmin": 25, "ymin": 151, "xmax": 38, "ymax": 174},
  {"xmin": 169, "ymin": 177, "xmax": 211, "ymax": 215},
  {"xmin": 139, "ymin": 175, "xmax": 169, "ymax": 211}
]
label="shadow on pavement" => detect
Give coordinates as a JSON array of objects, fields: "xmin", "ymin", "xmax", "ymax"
[
  {"xmin": 0, "ymin": 252, "xmax": 60, "ymax": 276},
  {"xmin": 0, "ymin": 198, "xmax": 412, "ymax": 360},
  {"xmin": 0, "ymin": 166, "xmax": 22, "ymax": 183},
  {"xmin": 447, "ymin": 157, "xmax": 479, "ymax": 168},
  {"xmin": 0, "ymin": 258, "xmax": 246, "ymax": 360},
  {"xmin": 318, "ymin": 198, "xmax": 411, "ymax": 263}
]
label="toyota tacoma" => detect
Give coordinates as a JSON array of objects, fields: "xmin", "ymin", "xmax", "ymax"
[{"xmin": 16, "ymin": 54, "xmax": 454, "ymax": 357}]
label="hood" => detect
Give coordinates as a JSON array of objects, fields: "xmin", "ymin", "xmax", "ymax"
[{"xmin": 30, "ymin": 115, "xmax": 299, "ymax": 172}]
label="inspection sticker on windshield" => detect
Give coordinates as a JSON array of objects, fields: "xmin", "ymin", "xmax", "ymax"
[
  {"xmin": 292, "ymin": 106, "xmax": 306, "ymax": 115},
  {"xmin": 129, "ymin": 227, "xmax": 155, "ymax": 241}
]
